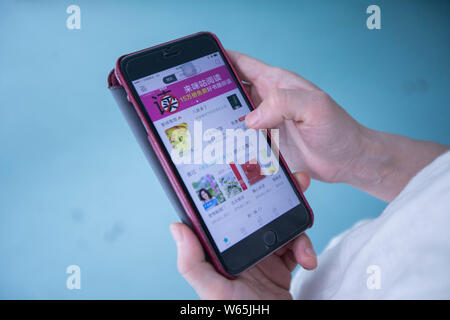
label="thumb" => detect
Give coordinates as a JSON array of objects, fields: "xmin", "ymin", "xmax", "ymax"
[
  {"xmin": 292, "ymin": 233, "xmax": 318, "ymax": 270},
  {"xmin": 292, "ymin": 171, "xmax": 311, "ymax": 193},
  {"xmin": 245, "ymin": 88, "xmax": 327, "ymax": 129},
  {"xmin": 170, "ymin": 222, "xmax": 225, "ymax": 296}
]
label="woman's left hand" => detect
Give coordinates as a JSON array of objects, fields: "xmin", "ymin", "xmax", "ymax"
[{"xmin": 170, "ymin": 172, "xmax": 317, "ymax": 299}]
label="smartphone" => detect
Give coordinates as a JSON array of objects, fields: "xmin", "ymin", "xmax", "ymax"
[{"xmin": 114, "ymin": 32, "xmax": 313, "ymax": 278}]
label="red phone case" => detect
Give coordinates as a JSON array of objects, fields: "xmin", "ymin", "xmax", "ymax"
[{"xmin": 108, "ymin": 32, "xmax": 314, "ymax": 278}]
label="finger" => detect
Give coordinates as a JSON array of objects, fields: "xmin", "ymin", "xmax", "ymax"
[
  {"xmin": 281, "ymin": 249, "xmax": 298, "ymax": 272},
  {"xmin": 291, "ymin": 233, "xmax": 317, "ymax": 270},
  {"xmin": 226, "ymin": 50, "xmax": 272, "ymax": 85},
  {"xmin": 293, "ymin": 171, "xmax": 311, "ymax": 193},
  {"xmin": 245, "ymin": 88, "xmax": 328, "ymax": 129},
  {"xmin": 227, "ymin": 50, "xmax": 319, "ymax": 92},
  {"xmin": 170, "ymin": 223, "xmax": 226, "ymax": 294}
]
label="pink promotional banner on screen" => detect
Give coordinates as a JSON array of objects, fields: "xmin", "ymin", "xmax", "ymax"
[{"xmin": 140, "ymin": 65, "xmax": 237, "ymax": 122}]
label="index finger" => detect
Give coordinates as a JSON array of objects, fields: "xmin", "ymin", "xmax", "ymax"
[{"xmin": 226, "ymin": 50, "xmax": 272, "ymax": 85}]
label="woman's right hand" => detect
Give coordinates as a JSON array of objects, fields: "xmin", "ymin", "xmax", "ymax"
[
  {"xmin": 228, "ymin": 51, "xmax": 366, "ymax": 185},
  {"xmin": 228, "ymin": 50, "xmax": 449, "ymax": 202}
]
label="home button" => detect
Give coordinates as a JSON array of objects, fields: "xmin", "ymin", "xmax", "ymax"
[{"xmin": 263, "ymin": 230, "xmax": 277, "ymax": 247}]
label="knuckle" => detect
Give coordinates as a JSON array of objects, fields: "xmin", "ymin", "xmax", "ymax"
[
  {"xmin": 270, "ymin": 66, "xmax": 285, "ymax": 76},
  {"xmin": 312, "ymin": 90, "xmax": 332, "ymax": 106},
  {"xmin": 306, "ymin": 90, "xmax": 334, "ymax": 118},
  {"xmin": 267, "ymin": 88, "xmax": 285, "ymax": 108}
]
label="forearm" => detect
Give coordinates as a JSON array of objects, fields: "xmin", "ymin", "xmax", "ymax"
[{"xmin": 344, "ymin": 126, "xmax": 449, "ymax": 202}]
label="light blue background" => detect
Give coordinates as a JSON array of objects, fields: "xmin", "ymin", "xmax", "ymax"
[{"xmin": 0, "ymin": 0, "xmax": 449, "ymax": 299}]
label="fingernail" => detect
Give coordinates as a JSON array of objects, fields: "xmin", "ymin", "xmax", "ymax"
[
  {"xmin": 170, "ymin": 224, "xmax": 183, "ymax": 245},
  {"xmin": 245, "ymin": 109, "xmax": 260, "ymax": 127},
  {"xmin": 305, "ymin": 246, "xmax": 316, "ymax": 258}
]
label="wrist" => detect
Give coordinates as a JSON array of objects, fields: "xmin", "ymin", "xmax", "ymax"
[
  {"xmin": 341, "ymin": 126, "xmax": 391, "ymax": 197},
  {"xmin": 342, "ymin": 125, "xmax": 449, "ymax": 202}
]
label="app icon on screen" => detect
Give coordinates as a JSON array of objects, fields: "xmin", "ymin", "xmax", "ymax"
[
  {"xmin": 218, "ymin": 171, "xmax": 243, "ymax": 199},
  {"xmin": 192, "ymin": 174, "xmax": 226, "ymax": 211},
  {"xmin": 227, "ymin": 94, "xmax": 242, "ymax": 110},
  {"xmin": 165, "ymin": 123, "xmax": 191, "ymax": 154},
  {"xmin": 240, "ymin": 159, "xmax": 266, "ymax": 185}
]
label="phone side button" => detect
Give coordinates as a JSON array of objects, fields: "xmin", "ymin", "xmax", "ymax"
[{"xmin": 263, "ymin": 230, "xmax": 277, "ymax": 247}]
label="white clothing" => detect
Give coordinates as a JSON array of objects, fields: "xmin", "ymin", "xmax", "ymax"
[{"xmin": 291, "ymin": 151, "xmax": 450, "ymax": 299}]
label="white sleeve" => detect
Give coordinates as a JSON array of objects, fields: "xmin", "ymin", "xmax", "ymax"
[{"xmin": 291, "ymin": 150, "xmax": 450, "ymax": 299}]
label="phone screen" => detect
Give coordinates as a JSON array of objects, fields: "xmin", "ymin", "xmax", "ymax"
[{"xmin": 131, "ymin": 52, "xmax": 301, "ymax": 252}]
